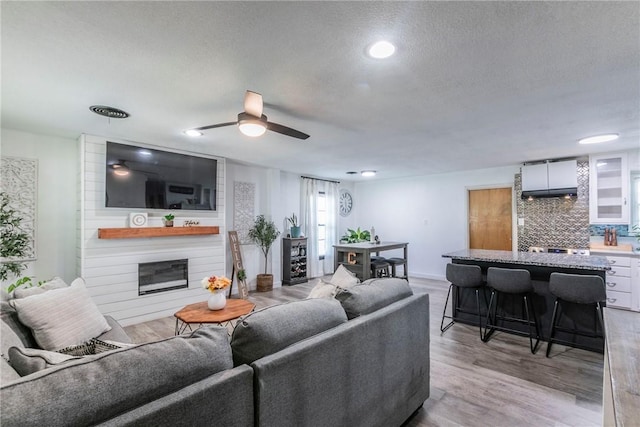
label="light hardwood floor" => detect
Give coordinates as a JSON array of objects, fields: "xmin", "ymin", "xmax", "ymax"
[{"xmin": 124, "ymin": 277, "xmax": 603, "ymax": 427}]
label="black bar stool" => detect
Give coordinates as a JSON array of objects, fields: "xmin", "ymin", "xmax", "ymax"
[
  {"xmin": 546, "ymin": 272, "xmax": 606, "ymax": 357},
  {"xmin": 440, "ymin": 263, "xmax": 485, "ymax": 340},
  {"xmin": 371, "ymin": 259, "xmax": 390, "ymax": 278},
  {"xmin": 483, "ymin": 267, "xmax": 540, "ymax": 354},
  {"xmin": 387, "ymin": 257, "xmax": 407, "ymax": 279}
]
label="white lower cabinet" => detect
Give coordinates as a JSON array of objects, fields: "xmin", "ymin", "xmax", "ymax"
[{"xmin": 591, "ymin": 252, "xmax": 639, "ymax": 311}]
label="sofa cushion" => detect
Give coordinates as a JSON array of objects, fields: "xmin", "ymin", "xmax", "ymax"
[
  {"xmin": 13, "ymin": 276, "xmax": 68, "ymax": 299},
  {"xmin": 1, "ymin": 357, "xmax": 20, "ymax": 384},
  {"xmin": 335, "ymin": 278, "xmax": 413, "ymax": 319},
  {"xmin": 0, "ymin": 326, "xmax": 233, "ymax": 427},
  {"xmin": 1, "ymin": 301, "xmax": 37, "ymax": 357},
  {"xmin": 231, "ymin": 298, "xmax": 348, "ymax": 366},
  {"xmin": 9, "ymin": 278, "xmax": 111, "ymax": 351}
]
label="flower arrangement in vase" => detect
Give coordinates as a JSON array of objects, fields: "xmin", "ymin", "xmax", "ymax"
[{"xmin": 202, "ymin": 275, "xmax": 231, "ymax": 310}]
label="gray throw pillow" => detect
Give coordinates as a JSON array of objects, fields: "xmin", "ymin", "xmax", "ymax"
[
  {"xmin": 230, "ymin": 298, "xmax": 347, "ymax": 366},
  {"xmin": 335, "ymin": 277, "xmax": 413, "ymax": 319},
  {"xmin": 8, "ymin": 347, "xmax": 80, "ymax": 376}
]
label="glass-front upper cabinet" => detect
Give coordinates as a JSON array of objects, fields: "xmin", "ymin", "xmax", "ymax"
[{"xmin": 589, "ymin": 152, "xmax": 629, "ymax": 224}]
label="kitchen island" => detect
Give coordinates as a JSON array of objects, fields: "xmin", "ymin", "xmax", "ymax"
[{"xmin": 442, "ymin": 249, "xmax": 610, "ymax": 351}]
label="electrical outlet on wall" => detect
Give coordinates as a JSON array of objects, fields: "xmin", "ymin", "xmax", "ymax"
[{"xmin": 518, "ymin": 218, "xmax": 525, "ymax": 226}]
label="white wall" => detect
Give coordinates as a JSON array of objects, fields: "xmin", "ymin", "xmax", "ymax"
[
  {"xmin": 224, "ymin": 162, "xmax": 295, "ymax": 289},
  {"xmin": 0, "ymin": 128, "xmax": 78, "ymax": 285},
  {"xmin": 353, "ymin": 166, "xmax": 520, "ymax": 280}
]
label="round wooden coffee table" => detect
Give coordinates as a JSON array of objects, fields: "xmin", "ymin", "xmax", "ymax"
[{"xmin": 174, "ymin": 299, "xmax": 255, "ymax": 335}]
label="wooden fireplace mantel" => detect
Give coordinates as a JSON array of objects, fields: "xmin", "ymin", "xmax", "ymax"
[{"xmin": 98, "ymin": 226, "xmax": 220, "ymax": 239}]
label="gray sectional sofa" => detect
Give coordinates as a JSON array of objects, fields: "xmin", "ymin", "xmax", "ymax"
[{"xmin": 1, "ymin": 278, "xmax": 430, "ymax": 427}]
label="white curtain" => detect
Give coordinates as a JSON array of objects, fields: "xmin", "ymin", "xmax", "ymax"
[
  {"xmin": 323, "ymin": 181, "xmax": 339, "ymax": 275},
  {"xmin": 301, "ymin": 177, "xmax": 339, "ymax": 278}
]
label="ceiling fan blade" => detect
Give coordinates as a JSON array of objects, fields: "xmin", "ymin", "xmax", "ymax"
[
  {"xmin": 193, "ymin": 121, "xmax": 237, "ymax": 131},
  {"xmin": 267, "ymin": 121, "xmax": 310, "ymax": 140},
  {"xmin": 244, "ymin": 90, "xmax": 263, "ymax": 117}
]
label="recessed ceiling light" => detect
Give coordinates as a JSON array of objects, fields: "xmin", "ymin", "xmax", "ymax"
[
  {"xmin": 361, "ymin": 170, "xmax": 376, "ymax": 177},
  {"xmin": 184, "ymin": 130, "xmax": 203, "ymax": 137},
  {"xmin": 578, "ymin": 133, "xmax": 619, "ymax": 144},
  {"xmin": 368, "ymin": 41, "xmax": 395, "ymax": 59}
]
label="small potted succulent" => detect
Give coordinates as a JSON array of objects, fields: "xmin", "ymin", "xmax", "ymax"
[{"xmin": 163, "ymin": 213, "xmax": 175, "ymax": 227}]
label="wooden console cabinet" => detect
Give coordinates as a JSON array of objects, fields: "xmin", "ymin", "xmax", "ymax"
[{"xmin": 282, "ymin": 237, "xmax": 308, "ymax": 285}]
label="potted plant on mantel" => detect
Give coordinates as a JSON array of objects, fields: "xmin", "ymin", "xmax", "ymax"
[
  {"xmin": 248, "ymin": 214, "xmax": 280, "ymax": 292},
  {"xmin": 287, "ymin": 213, "xmax": 301, "ymax": 238},
  {"xmin": 163, "ymin": 213, "xmax": 175, "ymax": 227}
]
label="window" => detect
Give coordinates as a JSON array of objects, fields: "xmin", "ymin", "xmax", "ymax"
[
  {"xmin": 631, "ymin": 171, "xmax": 640, "ymax": 234},
  {"xmin": 317, "ymin": 191, "xmax": 326, "ymax": 259}
]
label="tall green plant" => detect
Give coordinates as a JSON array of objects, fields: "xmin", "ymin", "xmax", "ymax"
[
  {"xmin": 0, "ymin": 192, "xmax": 30, "ymax": 282},
  {"xmin": 248, "ymin": 214, "xmax": 281, "ymax": 274}
]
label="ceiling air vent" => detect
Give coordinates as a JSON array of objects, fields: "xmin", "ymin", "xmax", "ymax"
[{"xmin": 89, "ymin": 105, "xmax": 130, "ymax": 119}]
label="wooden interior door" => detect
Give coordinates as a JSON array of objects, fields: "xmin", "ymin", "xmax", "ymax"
[{"xmin": 468, "ymin": 188, "xmax": 513, "ymax": 250}]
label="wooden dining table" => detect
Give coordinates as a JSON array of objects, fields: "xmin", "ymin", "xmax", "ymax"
[{"xmin": 333, "ymin": 241, "xmax": 408, "ymax": 280}]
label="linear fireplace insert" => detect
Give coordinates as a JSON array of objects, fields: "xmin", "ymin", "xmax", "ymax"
[{"xmin": 138, "ymin": 259, "xmax": 188, "ymax": 295}]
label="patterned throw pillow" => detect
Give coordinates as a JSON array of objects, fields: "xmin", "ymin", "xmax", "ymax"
[
  {"xmin": 57, "ymin": 338, "xmax": 124, "ymax": 356},
  {"xmin": 306, "ymin": 279, "xmax": 339, "ymax": 299},
  {"xmin": 9, "ymin": 278, "xmax": 111, "ymax": 351},
  {"xmin": 330, "ymin": 265, "xmax": 360, "ymax": 288}
]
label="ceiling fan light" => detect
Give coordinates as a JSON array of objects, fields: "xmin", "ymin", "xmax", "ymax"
[
  {"xmin": 238, "ymin": 121, "xmax": 267, "ymax": 137},
  {"xmin": 111, "ymin": 161, "xmax": 130, "ymax": 176},
  {"xmin": 578, "ymin": 133, "xmax": 619, "ymax": 144}
]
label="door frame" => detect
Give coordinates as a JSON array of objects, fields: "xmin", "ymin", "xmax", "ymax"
[{"xmin": 465, "ymin": 183, "xmax": 517, "ymax": 251}]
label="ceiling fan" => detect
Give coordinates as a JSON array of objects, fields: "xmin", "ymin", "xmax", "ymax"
[{"xmin": 190, "ymin": 91, "xmax": 310, "ymax": 140}]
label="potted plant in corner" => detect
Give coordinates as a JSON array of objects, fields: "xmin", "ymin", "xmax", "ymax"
[
  {"xmin": 0, "ymin": 192, "xmax": 37, "ymax": 293},
  {"xmin": 248, "ymin": 214, "xmax": 280, "ymax": 292},
  {"xmin": 287, "ymin": 213, "xmax": 301, "ymax": 238},
  {"xmin": 163, "ymin": 213, "xmax": 175, "ymax": 227}
]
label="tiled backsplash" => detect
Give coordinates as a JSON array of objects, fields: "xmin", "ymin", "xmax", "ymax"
[
  {"xmin": 516, "ymin": 160, "xmax": 590, "ymax": 251},
  {"xmin": 589, "ymin": 224, "xmax": 630, "ymax": 237}
]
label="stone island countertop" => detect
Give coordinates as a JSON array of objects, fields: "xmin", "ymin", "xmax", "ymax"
[{"xmin": 442, "ymin": 249, "xmax": 610, "ymax": 271}]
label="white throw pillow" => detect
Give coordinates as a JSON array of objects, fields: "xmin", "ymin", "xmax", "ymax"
[
  {"xmin": 9, "ymin": 278, "xmax": 111, "ymax": 351},
  {"xmin": 330, "ymin": 264, "xmax": 360, "ymax": 288},
  {"xmin": 307, "ymin": 279, "xmax": 339, "ymax": 299}
]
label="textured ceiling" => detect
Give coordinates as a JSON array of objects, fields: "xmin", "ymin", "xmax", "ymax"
[{"xmin": 2, "ymin": 1, "xmax": 639, "ymax": 181}]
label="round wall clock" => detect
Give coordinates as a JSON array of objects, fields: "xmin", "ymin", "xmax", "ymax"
[{"xmin": 339, "ymin": 189, "xmax": 353, "ymax": 217}]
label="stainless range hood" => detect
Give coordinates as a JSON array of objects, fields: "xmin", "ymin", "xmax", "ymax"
[{"xmin": 521, "ymin": 160, "xmax": 578, "ymax": 199}]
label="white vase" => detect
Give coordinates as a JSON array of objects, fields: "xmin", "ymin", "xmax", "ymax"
[{"xmin": 207, "ymin": 291, "xmax": 226, "ymax": 310}]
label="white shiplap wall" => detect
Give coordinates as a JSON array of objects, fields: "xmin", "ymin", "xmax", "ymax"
[{"xmin": 79, "ymin": 134, "xmax": 226, "ymax": 326}]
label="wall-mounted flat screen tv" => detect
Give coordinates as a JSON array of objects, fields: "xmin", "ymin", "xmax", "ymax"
[{"xmin": 105, "ymin": 141, "xmax": 217, "ymax": 211}]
